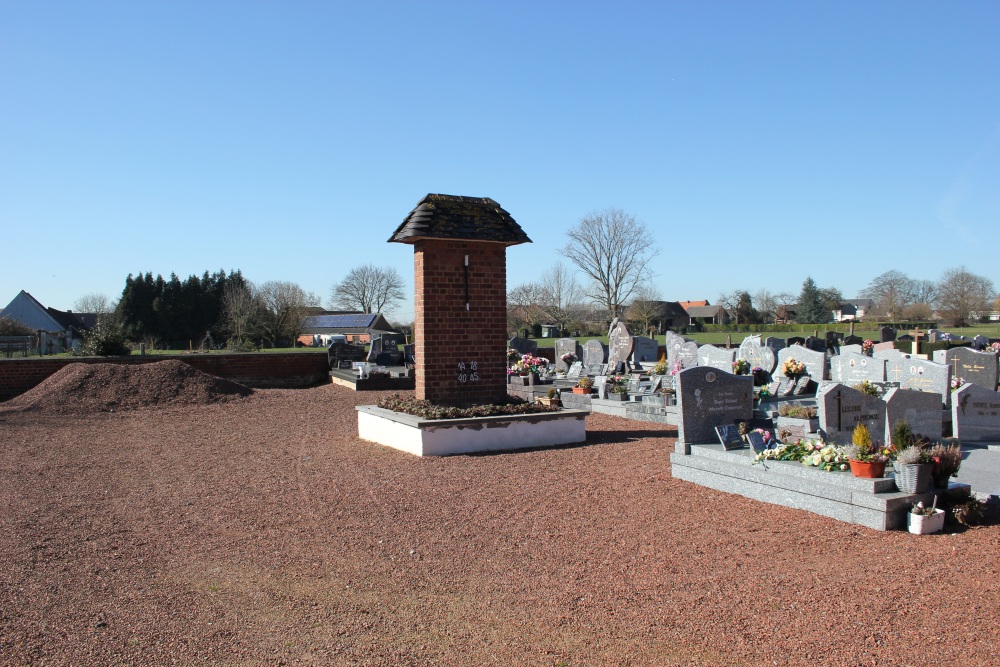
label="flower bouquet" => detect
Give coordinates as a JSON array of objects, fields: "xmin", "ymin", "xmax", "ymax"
[
  {"xmin": 560, "ymin": 352, "xmax": 577, "ymax": 364},
  {"xmin": 862, "ymin": 339, "xmax": 875, "ymax": 356},
  {"xmin": 732, "ymin": 358, "xmax": 751, "ymax": 375},
  {"xmin": 781, "ymin": 358, "xmax": 806, "ymax": 378}
]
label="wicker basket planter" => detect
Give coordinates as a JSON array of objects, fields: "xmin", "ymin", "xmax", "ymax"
[{"xmin": 894, "ymin": 463, "xmax": 933, "ymax": 494}]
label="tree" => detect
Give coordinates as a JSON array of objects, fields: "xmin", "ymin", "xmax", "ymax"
[
  {"xmin": 329, "ymin": 264, "xmax": 404, "ymax": 313},
  {"xmin": 735, "ymin": 291, "xmax": 759, "ymax": 325},
  {"xmin": 796, "ymin": 277, "xmax": 829, "ymax": 324},
  {"xmin": 221, "ymin": 281, "xmax": 263, "ymax": 349},
  {"xmin": 936, "ymin": 266, "xmax": 995, "ymax": 326},
  {"xmin": 258, "ymin": 281, "xmax": 321, "ymax": 347},
  {"xmin": 752, "ymin": 289, "xmax": 778, "ymax": 324},
  {"xmin": 507, "ymin": 281, "xmax": 549, "ymax": 336},
  {"xmin": 858, "ymin": 270, "xmax": 915, "ymax": 321},
  {"xmin": 539, "ymin": 262, "xmax": 587, "ymax": 334},
  {"xmin": 560, "ymin": 208, "xmax": 659, "ymax": 318},
  {"xmin": 0, "ymin": 316, "xmax": 33, "ymax": 337}
]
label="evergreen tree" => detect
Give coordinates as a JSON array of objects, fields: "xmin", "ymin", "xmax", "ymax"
[{"xmin": 796, "ymin": 277, "xmax": 829, "ymax": 324}]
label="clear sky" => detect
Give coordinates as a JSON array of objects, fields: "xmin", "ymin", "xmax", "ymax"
[{"xmin": 2, "ymin": 0, "xmax": 998, "ymax": 323}]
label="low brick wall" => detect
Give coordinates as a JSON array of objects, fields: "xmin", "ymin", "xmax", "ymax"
[{"xmin": 0, "ymin": 352, "xmax": 330, "ymax": 403}]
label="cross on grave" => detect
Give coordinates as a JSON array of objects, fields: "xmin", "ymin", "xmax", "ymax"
[
  {"xmin": 887, "ymin": 361, "xmax": 905, "ymax": 383},
  {"xmin": 911, "ymin": 329, "xmax": 925, "ymax": 356}
]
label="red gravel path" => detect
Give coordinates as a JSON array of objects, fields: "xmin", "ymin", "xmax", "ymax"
[{"xmin": 1, "ymin": 370, "xmax": 998, "ymax": 666}]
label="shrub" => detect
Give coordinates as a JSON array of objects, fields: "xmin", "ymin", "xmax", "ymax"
[
  {"xmin": 375, "ymin": 393, "xmax": 558, "ymax": 419},
  {"xmin": 75, "ymin": 319, "xmax": 131, "ymax": 357},
  {"xmin": 0, "ymin": 316, "xmax": 33, "ymax": 337}
]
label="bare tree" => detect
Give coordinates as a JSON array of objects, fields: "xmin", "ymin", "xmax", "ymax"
[
  {"xmin": 539, "ymin": 262, "xmax": 586, "ymax": 335},
  {"xmin": 560, "ymin": 208, "xmax": 659, "ymax": 318},
  {"xmin": 716, "ymin": 291, "xmax": 740, "ymax": 324},
  {"xmin": 257, "ymin": 281, "xmax": 321, "ymax": 347},
  {"xmin": 773, "ymin": 292, "xmax": 796, "ymax": 323},
  {"xmin": 74, "ymin": 292, "xmax": 118, "ymax": 327},
  {"xmin": 753, "ymin": 289, "xmax": 779, "ymax": 324},
  {"xmin": 507, "ymin": 281, "xmax": 549, "ymax": 336},
  {"xmin": 936, "ymin": 266, "xmax": 995, "ymax": 326},
  {"xmin": 329, "ymin": 265, "xmax": 405, "ymax": 313},
  {"xmin": 859, "ymin": 270, "xmax": 915, "ymax": 321},
  {"xmin": 221, "ymin": 281, "xmax": 262, "ymax": 348}
]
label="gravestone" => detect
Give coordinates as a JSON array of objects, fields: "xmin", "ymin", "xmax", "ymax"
[
  {"xmin": 631, "ymin": 336, "xmax": 659, "ymax": 365},
  {"xmin": 843, "ymin": 335, "xmax": 864, "ymax": 346},
  {"xmin": 775, "ymin": 377, "xmax": 794, "ymax": 397},
  {"xmin": 952, "ymin": 383, "xmax": 1000, "ymax": 442},
  {"xmin": 567, "ymin": 361, "xmax": 583, "ymax": 379},
  {"xmin": 764, "ymin": 337, "xmax": 786, "ymax": 353},
  {"xmin": 776, "ymin": 344, "xmax": 828, "ymax": 381},
  {"xmin": 972, "ymin": 334, "xmax": 989, "ymax": 351},
  {"xmin": 804, "ymin": 336, "xmax": 827, "ymax": 353},
  {"xmin": 826, "ymin": 331, "xmax": 842, "ymax": 353},
  {"xmin": 366, "ymin": 336, "xmax": 384, "ymax": 364},
  {"xmin": 508, "ymin": 336, "xmax": 537, "ymax": 356},
  {"xmin": 816, "ymin": 383, "xmax": 887, "ymax": 445},
  {"xmin": 675, "ymin": 367, "xmax": 753, "ymax": 453},
  {"xmin": 897, "ymin": 334, "xmax": 914, "ymax": 342},
  {"xmin": 664, "ymin": 331, "xmax": 689, "ymax": 368},
  {"xmin": 883, "ymin": 388, "xmax": 943, "ymax": 444},
  {"xmin": 926, "ymin": 330, "xmax": 939, "ymax": 343},
  {"xmin": 607, "ymin": 320, "xmax": 635, "ymax": 368},
  {"xmin": 698, "ymin": 344, "xmax": 737, "ymax": 372},
  {"xmin": 834, "ymin": 352, "xmax": 886, "ymax": 385},
  {"xmin": 676, "ymin": 341, "xmax": 700, "ymax": 370},
  {"xmin": 872, "ymin": 342, "xmax": 899, "ymax": 357},
  {"xmin": 554, "ymin": 338, "xmax": 582, "ymax": 372},
  {"xmin": 403, "ymin": 343, "xmax": 415, "ymax": 366},
  {"xmin": 737, "ymin": 335, "xmax": 777, "ymax": 373},
  {"xmin": 787, "ymin": 336, "xmax": 805, "ymax": 346},
  {"xmin": 792, "ymin": 375, "xmax": 812, "ymax": 396},
  {"xmin": 935, "ymin": 347, "xmax": 998, "ymax": 391},
  {"xmin": 582, "ymin": 340, "xmax": 608, "ymax": 373},
  {"xmin": 879, "ymin": 326, "xmax": 896, "ymax": 342},
  {"xmin": 766, "ymin": 379, "xmax": 781, "ymax": 396},
  {"xmin": 883, "ymin": 357, "xmax": 951, "ymax": 405},
  {"xmin": 839, "ymin": 344, "xmax": 863, "ymax": 356}
]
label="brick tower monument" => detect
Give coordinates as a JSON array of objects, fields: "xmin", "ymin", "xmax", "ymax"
[{"xmin": 389, "ymin": 194, "xmax": 530, "ymax": 406}]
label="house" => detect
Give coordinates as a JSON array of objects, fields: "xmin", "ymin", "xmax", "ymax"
[
  {"xmin": 297, "ymin": 312, "xmax": 400, "ymax": 346},
  {"xmin": 1, "ymin": 290, "xmax": 90, "ymax": 353},
  {"xmin": 684, "ymin": 303, "xmax": 730, "ymax": 326},
  {"xmin": 833, "ymin": 299, "xmax": 874, "ymax": 322},
  {"xmin": 624, "ymin": 300, "xmax": 690, "ymax": 333}
]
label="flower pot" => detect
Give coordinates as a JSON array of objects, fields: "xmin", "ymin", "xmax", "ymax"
[
  {"xmin": 572, "ymin": 387, "xmax": 590, "ymax": 395},
  {"xmin": 606, "ymin": 393, "xmax": 628, "ymax": 402},
  {"xmin": 536, "ymin": 397, "xmax": 560, "ymax": 407},
  {"xmin": 849, "ymin": 459, "xmax": 886, "ymax": 478},
  {"xmin": 908, "ymin": 508, "xmax": 945, "ymax": 535},
  {"xmin": 894, "ymin": 463, "xmax": 933, "ymax": 494}
]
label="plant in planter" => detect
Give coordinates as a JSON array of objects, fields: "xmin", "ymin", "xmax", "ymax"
[
  {"xmin": 778, "ymin": 404, "xmax": 817, "ymax": 419},
  {"xmin": 950, "ymin": 376, "xmax": 966, "ymax": 390},
  {"xmin": 908, "ymin": 499, "xmax": 945, "ymax": 535},
  {"xmin": 891, "ymin": 419, "xmax": 933, "ymax": 493},
  {"xmin": 853, "ymin": 380, "xmax": 880, "ymax": 397},
  {"xmin": 605, "ymin": 374, "xmax": 629, "ymax": 400},
  {"xmin": 928, "ymin": 441, "xmax": 962, "ymax": 488},
  {"xmin": 843, "ymin": 423, "xmax": 889, "ymax": 478},
  {"xmin": 755, "ymin": 386, "xmax": 771, "ymax": 405},
  {"xmin": 732, "ymin": 358, "xmax": 751, "ymax": 375},
  {"xmin": 751, "ymin": 366, "xmax": 768, "ymax": 386},
  {"xmin": 862, "ymin": 339, "xmax": 875, "ymax": 356},
  {"xmin": 573, "ymin": 376, "xmax": 594, "ymax": 394},
  {"xmin": 537, "ymin": 387, "xmax": 561, "ymax": 407},
  {"xmin": 652, "ymin": 358, "xmax": 667, "ymax": 376}
]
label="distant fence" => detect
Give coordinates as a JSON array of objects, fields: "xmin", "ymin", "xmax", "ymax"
[
  {"xmin": 0, "ymin": 352, "xmax": 330, "ymax": 403},
  {"xmin": 0, "ymin": 336, "xmax": 33, "ymax": 358}
]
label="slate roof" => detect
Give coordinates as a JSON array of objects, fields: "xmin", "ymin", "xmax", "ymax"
[
  {"xmin": 686, "ymin": 305, "xmax": 727, "ymax": 319},
  {"xmin": 388, "ymin": 194, "xmax": 531, "ymax": 246},
  {"xmin": 300, "ymin": 313, "xmax": 397, "ymax": 334}
]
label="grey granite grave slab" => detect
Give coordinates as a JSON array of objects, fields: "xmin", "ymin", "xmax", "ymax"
[
  {"xmin": 952, "ymin": 383, "xmax": 1000, "ymax": 442},
  {"xmin": 582, "ymin": 339, "xmax": 608, "ymax": 368},
  {"xmin": 567, "ymin": 361, "xmax": 583, "ymax": 379},
  {"xmin": 838, "ymin": 344, "xmax": 863, "ymax": 356},
  {"xmin": 508, "ymin": 336, "xmax": 537, "ymax": 355},
  {"xmin": 816, "ymin": 383, "xmax": 887, "ymax": 445},
  {"xmin": 883, "ymin": 387, "xmax": 944, "ymax": 443},
  {"xmin": 737, "ymin": 335, "xmax": 777, "ymax": 373},
  {"xmin": 697, "ymin": 344, "xmax": 737, "ymax": 372},
  {"xmin": 631, "ymin": 336, "xmax": 659, "ymax": 365},
  {"xmin": 776, "ymin": 344, "xmax": 828, "ymax": 381},
  {"xmin": 883, "ymin": 356, "xmax": 951, "ymax": 405},
  {"xmin": 936, "ymin": 347, "xmax": 998, "ymax": 390},
  {"xmin": 607, "ymin": 320, "xmax": 634, "ymax": 368},
  {"xmin": 833, "ymin": 351, "xmax": 886, "ymax": 385},
  {"xmin": 765, "ymin": 337, "xmax": 786, "ymax": 353},
  {"xmin": 675, "ymin": 367, "xmax": 753, "ymax": 453},
  {"xmin": 805, "ymin": 336, "xmax": 827, "ymax": 353},
  {"xmin": 664, "ymin": 331, "xmax": 689, "ymax": 369},
  {"xmin": 554, "ymin": 338, "xmax": 582, "ymax": 372}
]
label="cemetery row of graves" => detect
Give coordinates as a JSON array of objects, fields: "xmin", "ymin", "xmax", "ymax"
[{"xmin": 502, "ymin": 322, "xmax": 999, "ymax": 531}]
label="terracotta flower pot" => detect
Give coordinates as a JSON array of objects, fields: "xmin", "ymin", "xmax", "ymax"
[
  {"xmin": 849, "ymin": 459, "xmax": 886, "ymax": 478},
  {"xmin": 572, "ymin": 387, "xmax": 590, "ymax": 395}
]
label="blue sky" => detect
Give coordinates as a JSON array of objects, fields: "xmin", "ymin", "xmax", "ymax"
[{"xmin": 2, "ymin": 0, "xmax": 998, "ymax": 323}]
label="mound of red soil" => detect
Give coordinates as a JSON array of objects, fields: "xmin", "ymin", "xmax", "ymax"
[{"xmin": 3, "ymin": 360, "xmax": 252, "ymax": 414}]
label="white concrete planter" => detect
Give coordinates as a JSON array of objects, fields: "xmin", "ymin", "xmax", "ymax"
[
  {"xmin": 356, "ymin": 405, "xmax": 589, "ymax": 456},
  {"xmin": 907, "ymin": 508, "xmax": 945, "ymax": 535}
]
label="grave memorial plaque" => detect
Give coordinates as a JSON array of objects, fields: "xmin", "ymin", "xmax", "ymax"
[
  {"xmin": 745, "ymin": 431, "xmax": 770, "ymax": 451},
  {"xmin": 555, "ymin": 338, "xmax": 582, "ymax": 372},
  {"xmin": 816, "ymin": 383, "xmax": 887, "ymax": 445},
  {"xmin": 952, "ymin": 383, "xmax": 1000, "ymax": 442},
  {"xmin": 737, "ymin": 335, "xmax": 777, "ymax": 373},
  {"xmin": 608, "ymin": 320, "xmax": 635, "ymax": 368},
  {"xmin": 508, "ymin": 336, "xmax": 537, "ymax": 356},
  {"xmin": 792, "ymin": 375, "xmax": 812, "ymax": 396},
  {"xmin": 835, "ymin": 351, "xmax": 886, "ymax": 384},
  {"xmin": 675, "ymin": 367, "xmax": 754, "ymax": 453},
  {"xmin": 676, "ymin": 341, "xmax": 699, "ymax": 370},
  {"xmin": 715, "ymin": 424, "xmax": 744, "ymax": 450},
  {"xmin": 939, "ymin": 347, "xmax": 999, "ymax": 391},
  {"xmin": 883, "ymin": 388, "xmax": 943, "ymax": 443},
  {"xmin": 665, "ymin": 331, "xmax": 687, "ymax": 369},
  {"xmin": 698, "ymin": 344, "xmax": 737, "ymax": 372},
  {"xmin": 631, "ymin": 336, "xmax": 659, "ymax": 365},
  {"xmin": 567, "ymin": 362, "xmax": 583, "ymax": 379},
  {"xmin": 884, "ymin": 357, "xmax": 951, "ymax": 405}
]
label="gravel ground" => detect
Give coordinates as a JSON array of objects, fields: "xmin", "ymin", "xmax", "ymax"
[{"xmin": 1, "ymin": 364, "xmax": 998, "ymax": 666}]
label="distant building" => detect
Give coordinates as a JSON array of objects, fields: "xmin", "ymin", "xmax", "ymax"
[
  {"xmin": 832, "ymin": 299, "xmax": 874, "ymax": 322},
  {"xmin": 683, "ymin": 303, "xmax": 730, "ymax": 326},
  {"xmin": 298, "ymin": 312, "xmax": 400, "ymax": 346},
  {"xmin": 1, "ymin": 290, "xmax": 89, "ymax": 352}
]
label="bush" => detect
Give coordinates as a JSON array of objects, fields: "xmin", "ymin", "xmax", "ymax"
[
  {"xmin": 0, "ymin": 316, "xmax": 33, "ymax": 337},
  {"xmin": 75, "ymin": 319, "xmax": 131, "ymax": 356}
]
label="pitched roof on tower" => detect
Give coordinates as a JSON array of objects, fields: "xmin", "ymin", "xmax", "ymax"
[{"xmin": 388, "ymin": 194, "xmax": 531, "ymax": 246}]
